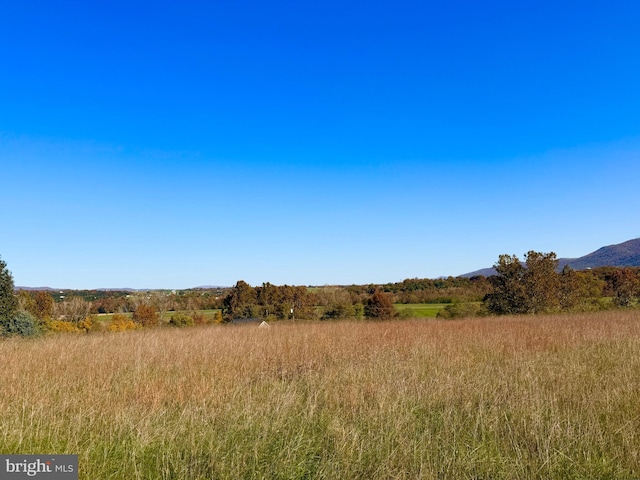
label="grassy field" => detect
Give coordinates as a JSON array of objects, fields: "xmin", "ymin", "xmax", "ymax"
[
  {"xmin": 1, "ymin": 311, "xmax": 639, "ymax": 479},
  {"xmin": 95, "ymin": 305, "xmax": 444, "ymax": 323},
  {"xmin": 395, "ymin": 303, "xmax": 448, "ymax": 317}
]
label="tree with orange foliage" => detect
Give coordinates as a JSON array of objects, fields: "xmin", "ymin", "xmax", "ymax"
[
  {"xmin": 364, "ymin": 288, "xmax": 395, "ymax": 320},
  {"xmin": 132, "ymin": 304, "xmax": 160, "ymax": 327}
]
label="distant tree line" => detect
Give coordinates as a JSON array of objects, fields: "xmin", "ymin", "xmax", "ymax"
[
  {"xmin": 345, "ymin": 276, "xmax": 492, "ymax": 304},
  {"xmin": 221, "ymin": 281, "xmax": 394, "ymax": 321},
  {"xmin": 2, "ymin": 251, "xmax": 640, "ymax": 336},
  {"xmin": 56, "ymin": 288, "xmax": 225, "ymax": 314}
]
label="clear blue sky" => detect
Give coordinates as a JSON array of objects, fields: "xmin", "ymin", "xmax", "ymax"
[{"xmin": 1, "ymin": 1, "xmax": 639, "ymax": 289}]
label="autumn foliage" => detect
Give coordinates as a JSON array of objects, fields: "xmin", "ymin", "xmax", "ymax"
[
  {"xmin": 364, "ymin": 288, "xmax": 395, "ymax": 319},
  {"xmin": 108, "ymin": 314, "xmax": 141, "ymax": 332},
  {"xmin": 132, "ymin": 304, "xmax": 160, "ymax": 327}
]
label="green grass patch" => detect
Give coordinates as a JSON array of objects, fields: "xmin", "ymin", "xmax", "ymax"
[
  {"xmin": 198, "ymin": 309, "xmax": 222, "ymax": 321},
  {"xmin": 93, "ymin": 312, "xmax": 133, "ymax": 322},
  {"xmin": 394, "ymin": 303, "xmax": 448, "ymax": 318}
]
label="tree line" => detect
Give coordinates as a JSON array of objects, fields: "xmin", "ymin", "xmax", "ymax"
[
  {"xmin": 222, "ymin": 281, "xmax": 395, "ymax": 321},
  {"xmin": 2, "ymin": 251, "xmax": 640, "ymax": 336},
  {"xmin": 482, "ymin": 251, "xmax": 640, "ymax": 315}
]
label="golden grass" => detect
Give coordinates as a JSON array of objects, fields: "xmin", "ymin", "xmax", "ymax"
[{"xmin": 1, "ymin": 311, "xmax": 639, "ymax": 479}]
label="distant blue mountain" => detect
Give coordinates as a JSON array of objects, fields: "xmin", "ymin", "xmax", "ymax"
[{"xmin": 460, "ymin": 238, "xmax": 640, "ymax": 277}]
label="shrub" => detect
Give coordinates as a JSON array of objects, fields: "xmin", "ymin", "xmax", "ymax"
[
  {"xmin": 108, "ymin": 314, "xmax": 140, "ymax": 332},
  {"xmin": 169, "ymin": 313, "xmax": 194, "ymax": 327},
  {"xmin": 78, "ymin": 317, "xmax": 94, "ymax": 333},
  {"xmin": 1, "ymin": 311, "xmax": 40, "ymax": 337},
  {"xmin": 322, "ymin": 303, "xmax": 355, "ymax": 320},
  {"xmin": 45, "ymin": 319, "xmax": 81, "ymax": 333},
  {"xmin": 191, "ymin": 311, "xmax": 207, "ymax": 325}
]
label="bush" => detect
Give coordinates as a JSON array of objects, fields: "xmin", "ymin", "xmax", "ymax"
[
  {"xmin": 322, "ymin": 303, "xmax": 355, "ymax": 320},
  {"xmin": 78, "ymin": 317, "xmax": 94, "ymax": 333},
  {"xmin": 1, "ymin": 311, "xmax": 40, "ymax": 337},
  {"xmin": 108, "ymin": 314, "xmax": 140, "ymax": 332},
  {"xmin": 191, "ymin": 311, "xmax": 207, "ymax": 325},
  {"xmin": 169, "ymin": 313, "xmax": 194, "ymax": 327},
  {"xmin": 44, "ymin": 319, "xmax": 81, "ymax": 333},
  {"xmin": 213, "ymin": 310, "xmax": 224, "ymax": 324}
]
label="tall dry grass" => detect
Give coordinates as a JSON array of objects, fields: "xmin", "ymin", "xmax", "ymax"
[{"xmin": 1, "ymin": 311, "xmax": 639, "ymax": 479}]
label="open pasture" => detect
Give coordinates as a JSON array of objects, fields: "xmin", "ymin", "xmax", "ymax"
[
  {"xmin": 395, "ymin": 303, "xmax": 448, "ymax": 317},
  {"xmin": 1, "ymin": 311, "xmax": 639, "ymax": 479}
]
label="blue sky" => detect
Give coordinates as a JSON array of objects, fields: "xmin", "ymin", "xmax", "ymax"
[{"xmin": 1, "ymin": 1, "xmax": 639, "ymax": 289}]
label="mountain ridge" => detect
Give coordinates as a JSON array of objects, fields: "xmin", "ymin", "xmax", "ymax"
[{"xmin": 461, "ymin": 238, "xmax": 640, "ymax": 278}]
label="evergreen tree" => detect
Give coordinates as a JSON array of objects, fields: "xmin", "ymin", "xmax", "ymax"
[{"xmin": 0, "ymin": 256, "xmax": 17, "ymax": 323}]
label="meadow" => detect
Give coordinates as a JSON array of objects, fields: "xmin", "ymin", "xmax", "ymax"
[
  {"xmin": 395, "ymin": 303, "xmax": 448, "ymax": 318},
  {"xmin": 1, "ymin": 311, "xmax": 639, "ymax": 479}
]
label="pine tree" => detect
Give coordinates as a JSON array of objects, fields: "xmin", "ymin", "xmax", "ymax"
[{"xmin": 0, "ymin": 256, "xmax": 18, "ymax": 323}]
